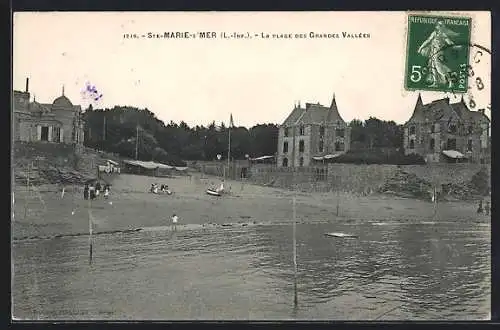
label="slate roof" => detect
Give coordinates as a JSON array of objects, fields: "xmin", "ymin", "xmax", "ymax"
[
  {"xmin": 52, "ymin": 95, "xmax": 73, "ymax": 108},
  {"xmin": 281, "ymin": 107, "xmax": 303, "ymax": 126},
  {"xmin": 281, "ymin": 95, "xmax": 346, "ymax": 126},
  {"xmin": 29, "ymin": 102, "xmax": 52, "ymax": 114},
  {"xmin": 405, "ymin": 95, "xmax": 490, "ymax": 125}
]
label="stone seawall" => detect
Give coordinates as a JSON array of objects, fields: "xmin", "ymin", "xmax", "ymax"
[
  {"xmin": 248, "ymin": 163, "xmax": 491, "ymax": 194},
  {"xmin": 187, "ymin": 160, "xmax": 251, "ymax": 180}
]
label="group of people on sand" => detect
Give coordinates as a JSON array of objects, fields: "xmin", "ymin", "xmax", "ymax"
[
  {"xmin": 150, "ymin": 183, "xmax": 172, "ymax": 195},
  {"xmin": 477, "ymin": 200, "xmax": 491, "ymax": 216},
  {"xmin": 83, "ymin": 181, "xmax": 111, "ymax": 200}
]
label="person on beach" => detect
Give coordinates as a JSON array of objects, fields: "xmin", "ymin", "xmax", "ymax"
[
  {"xmin": 485, "ymin": 201, "xmax": 490, "ymax": 216},
  {"xmin": 83, "ymin": 183, "xmax": 89, "ymax": 200},
  {"xmin": 89, "ymin": 184, "xmax": 96, "ymax": 200},
  {"xmin": 171, "ymin": 213, "xmax": 178, "ymax": 231},
  {"xmin": 477, "ymin": 200, "xmax": 483, "ymax": 214},
  {"xmin": 216, "ymin": 181, "xmax": 225, "ymax": 194}
]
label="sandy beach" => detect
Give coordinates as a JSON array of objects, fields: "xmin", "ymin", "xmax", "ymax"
[{"xmin": 12, "ymin": 173, "xmax": 487, "ymax": 240}]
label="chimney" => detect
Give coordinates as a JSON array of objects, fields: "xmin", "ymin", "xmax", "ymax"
[{"xmin": 25, "ymin": 77, "xmax": 29, "ymax": 93}]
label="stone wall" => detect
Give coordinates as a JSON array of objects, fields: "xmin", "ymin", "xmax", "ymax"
[
  {"xmin": 187, "ymin": 160, "xmax": 251, "ymax": 180},
  {"xmin": 248, "ymin": 163, "xmax": 491, "ymax": 194}
]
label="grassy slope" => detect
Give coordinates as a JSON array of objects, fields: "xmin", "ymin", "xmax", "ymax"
[{"xmin": 13, "ymin": 142, "xmax": 121, "ymax": 185}]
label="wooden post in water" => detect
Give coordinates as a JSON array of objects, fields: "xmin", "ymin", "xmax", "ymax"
[
  {"xmin": 292, "ymin": 195, "xmax": 298, "ymax": 307},
  {"xmin": 88, "ymin": 199, "xmax": 93, "ymax": 265},
  {"xmin": 433, "ymin": 185, "xmax": 438, "ymax": 218},
  {"xmin": 336, "ymin": 190, "xmax": 340, "ymax": 217}
]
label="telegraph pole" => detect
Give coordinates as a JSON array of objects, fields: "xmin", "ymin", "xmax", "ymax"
[
  {"xmin": 227, "ymin": 127, "xmax": 231, "ymax": 179},
  {"xmin": 292, "ymin": 196, "xmax": 298, "ymax": 307}
]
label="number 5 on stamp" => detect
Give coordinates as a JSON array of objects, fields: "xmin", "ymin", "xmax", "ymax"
[{"xmin": 404, "ymin": 14, "xmax": 472, "ymax": 93}]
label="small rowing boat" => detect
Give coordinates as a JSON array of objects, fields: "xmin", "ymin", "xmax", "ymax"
[
  {"xmin": 206, "ymin": 189, "xmax": 221, "ymax": 196},
  {"xmin": 206, "ymin": 182, "xmax": 224, "ymax": 197},
  {"xmin": 324, "ymin": 232, "xmax": 358, "ymax": 238}
]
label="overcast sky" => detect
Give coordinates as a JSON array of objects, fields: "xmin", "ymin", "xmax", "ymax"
[{"xmin": 13, "ymin": 11, "xmax": 491, "ymax": 128}]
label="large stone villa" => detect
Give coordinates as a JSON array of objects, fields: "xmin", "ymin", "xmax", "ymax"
[
  {"xmin": 403, "ymin": 94, "xmax": 490, "ymax": 164},
  {"xmin": 277, "ymin": 93, "xmax": 490, "ymax": 168},
  {"xmin": 12, "ymin": 78, "xmax": 85, "ymax": 145},
  {"xmin": 277, "ymin": 94, "xmax": 351, "ymax": 168}
]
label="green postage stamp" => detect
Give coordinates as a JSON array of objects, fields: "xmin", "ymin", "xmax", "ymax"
[{"xmin": 404, "ymin": 14, "xmax": 472, "ymax": 93}]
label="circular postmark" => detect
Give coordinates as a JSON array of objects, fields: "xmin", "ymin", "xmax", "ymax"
[
  {"xmin": 80, "ymin": 81, "xmax": 104, "ymax": 109},
  {"xmin": 435, "ymin": 43, "xmax": 491, "ymax": 113}
]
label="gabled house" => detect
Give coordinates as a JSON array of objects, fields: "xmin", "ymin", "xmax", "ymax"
[
  {"xmin": 403, "ymin": 94, "xmax": 490, "ymax": 163},
  {"xmin": 277, "ymin": 94, "xmax": 351, "ymax": 167}
]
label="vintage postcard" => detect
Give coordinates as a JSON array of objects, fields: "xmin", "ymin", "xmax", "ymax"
[{"xmin": 11, "ymin": 11, "xmax": 491, "ymax": 320}]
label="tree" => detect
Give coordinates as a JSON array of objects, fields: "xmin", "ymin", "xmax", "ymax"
[
  {"xmin": 83, "ymin": 104, "xmax": 403, "ymax": 166},
  {"xmin": 249, "ymin": 124, "xmax": 279, "ymax": 157},
  {"xmin": 349, "ymin": 119, "xmax": 366, "ymax": 149}
]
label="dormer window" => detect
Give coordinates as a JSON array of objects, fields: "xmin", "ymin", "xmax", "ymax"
[
  {"xmin": 448, "ymin": 124, "xmax": 457, "ymax": 134},
  {"xmin": 409, "ymin": 125, "xmax": 416, "ymax": 135},
  {"xmin": 284, "ymin": 127, "xmax": 289, "ymax": 137},
  {"xmin": 299, "ymin": 125, "xmax": 305, "ymax": 135}
]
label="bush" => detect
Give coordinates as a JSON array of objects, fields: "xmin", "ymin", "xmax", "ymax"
[{"xmin": 470, "ymin": 167, "xmax": 490, "ymax": 196}]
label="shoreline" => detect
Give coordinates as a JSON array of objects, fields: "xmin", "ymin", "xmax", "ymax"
[{"xmin": 12, "ymin": 174, "xmax": 490, "ymax": 241}]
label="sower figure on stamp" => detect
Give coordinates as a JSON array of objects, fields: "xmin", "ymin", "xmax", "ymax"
[{"xmin": 417, "ymin": 21, "xmax": 462, "ymax": 88}]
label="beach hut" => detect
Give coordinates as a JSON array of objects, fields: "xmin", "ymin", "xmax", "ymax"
[{"xmin": 122, "ymin": 160, "xmax": 177, "ymax": 177}]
